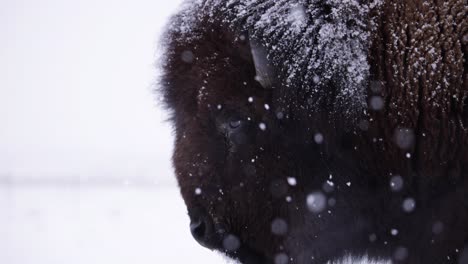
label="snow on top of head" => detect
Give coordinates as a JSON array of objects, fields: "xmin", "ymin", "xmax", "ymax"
[
  {"xmin": 167, "ymin": 0, "xmax": 383, "ymax": 114},
  {"xmin": 327, "ymin": 255, "xmax": 392, "ymax": 264}
]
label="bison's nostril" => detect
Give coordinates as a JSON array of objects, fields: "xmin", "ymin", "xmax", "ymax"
[
  {"xmin": 189, "ymin": 208, "xmax": 221, "ymax": 249},
  {"xmin": 190, "ymin": 219, "xmax": 206, "ymax": 242}
]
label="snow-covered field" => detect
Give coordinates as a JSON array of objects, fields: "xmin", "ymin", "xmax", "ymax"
[{"xmin": 0, "ymin": 185, "xmax": 227, "ymax": 264}]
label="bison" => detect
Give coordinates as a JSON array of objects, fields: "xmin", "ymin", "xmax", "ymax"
[{"xmin": 159, "ymin": 0, "xmax": 468, "ymax": 263}]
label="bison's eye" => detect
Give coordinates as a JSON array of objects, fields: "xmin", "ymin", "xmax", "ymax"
[
  {"xmin": 218, "ymin": 117, "xmax": 248, "ymax": 149},
  {"xmin": 229, "ymin": 120, "xmax": 242, "ymax": 129}
]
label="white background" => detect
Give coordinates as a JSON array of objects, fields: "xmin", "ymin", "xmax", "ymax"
[
  {"xmin": 0, "ymin": 0, "xmax": 174, "ymax": 184},
  {"xmin": 0, "ymin": 0, "xmax": 227, "ymax": 263}
]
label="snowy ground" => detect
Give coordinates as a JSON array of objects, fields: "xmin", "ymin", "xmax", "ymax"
[{"xmin": 0, "ymin": 185, "xmax": 228, "ymax": 264}]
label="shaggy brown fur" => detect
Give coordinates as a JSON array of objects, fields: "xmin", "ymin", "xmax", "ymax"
[{"xmin": 160, "ymin": 0, "xmax": 468, "ymax": 263}]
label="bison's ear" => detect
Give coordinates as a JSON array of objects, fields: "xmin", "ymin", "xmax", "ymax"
[{"xmin": 249, "ymin": 39, "xmax": 275, "ymax": 89}]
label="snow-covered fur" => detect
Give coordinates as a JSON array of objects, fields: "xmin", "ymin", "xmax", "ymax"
[
  {"xmin": 159, "ymin": 0, "xmax": 468, "ymax": 263},
  {"xmin": 169, "ymin": 0, "xmax": 383, "ymax": 115},
  {"xmin": 329, "ymin": 255, "xmax": 391, "ymax": 264}
]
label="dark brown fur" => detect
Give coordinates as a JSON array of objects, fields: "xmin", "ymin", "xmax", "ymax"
[{"xmin": 160, "ymin": 0, "xmax": 468, "ymax": 263}]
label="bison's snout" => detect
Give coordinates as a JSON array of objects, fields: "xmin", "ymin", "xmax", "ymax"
[
  {"xmin": 189, "ymin": 219, "xmax": 207, "ymax": 244},
  {"xmin": 188, "ymin": 208, "xmax": 219, "ymax": 249}
]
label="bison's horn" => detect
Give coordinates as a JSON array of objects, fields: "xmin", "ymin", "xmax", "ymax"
[{"xmin": 250, "ymin": 38, "xmax": 274, "ymax": 89}]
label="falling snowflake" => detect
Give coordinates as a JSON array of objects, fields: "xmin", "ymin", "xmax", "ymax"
[
  {"xmin": 287, "ymin": 177, "xmax": 297, "ymax": 186},
  {"xmin": 306, "ymin": 191, "xmax": 327, "ymax": 213}
]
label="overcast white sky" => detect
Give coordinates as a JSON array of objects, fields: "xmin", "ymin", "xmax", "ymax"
[{"xmin": 0, "ymin": 0, "xmax": 182, "ymax": 185}]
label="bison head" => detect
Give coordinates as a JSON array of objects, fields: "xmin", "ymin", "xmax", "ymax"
[{"xmin": 159, "ymin": 1, "xmax": 468, "ymax": 263}]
